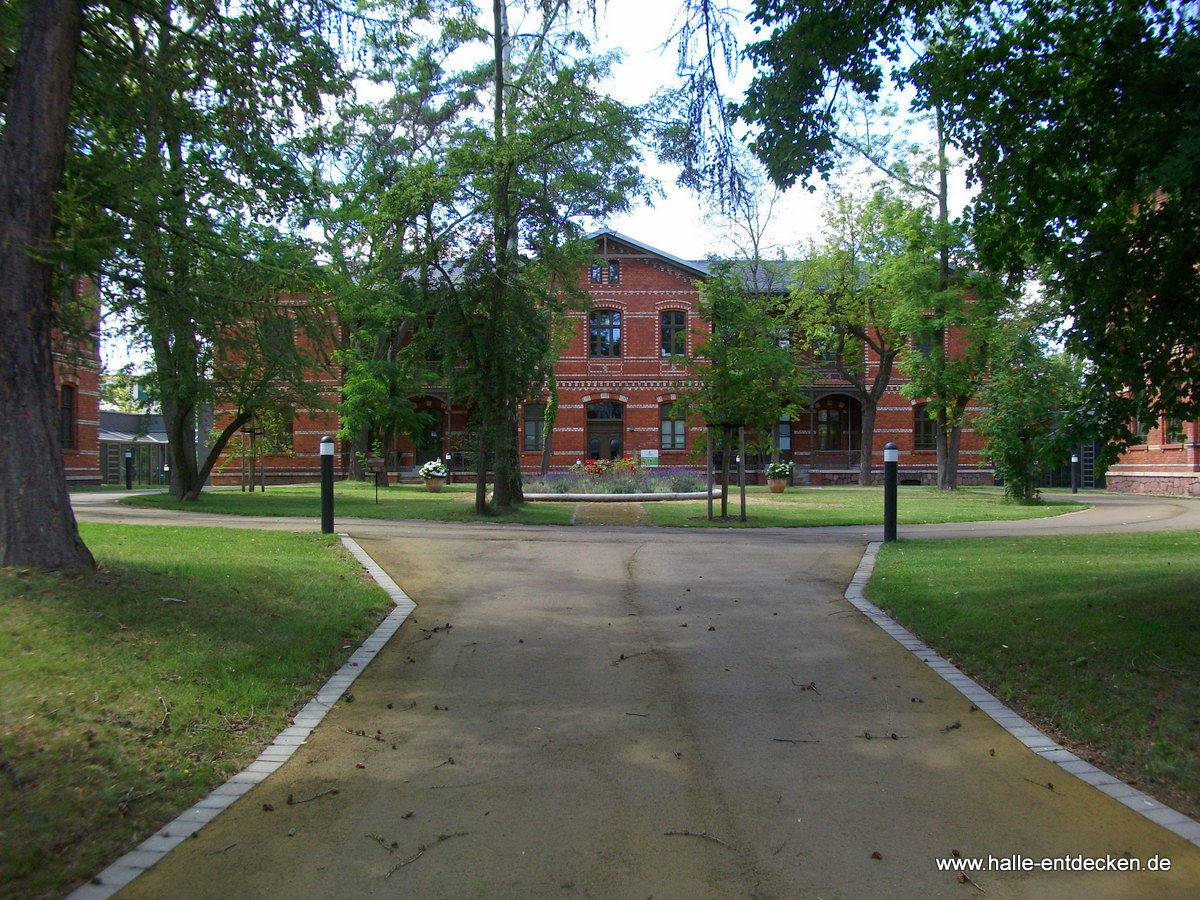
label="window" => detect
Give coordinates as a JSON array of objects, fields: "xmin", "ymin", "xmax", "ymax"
[
  {"xmin": 59, "ymin": 385, "xmax": 76, "ymax": 450},
  {"xmin": 914, "ymin": 403, "xmax": 937, "ymax": 451},
  {"xmin": 817, "ymin": 408, "xmax": 842, "ymax": 451},
  {"xmin": 589, "ymin": 310, "xmax": 621, "ymax": 357},
  {"xmin": 587, "ymin": 401, "xmax": 624, "ymax": 420},
  {"xmin": 661, "ymin": 310, "xmax": 686, "ymax": 357},
  {"xmin": 776, "ymin": 415, "xmax": 791, "ymax": 453},
  {"xmin": 590, "ymin": 260, "xmax": 621, "ymax": 284},
  {"xmin": 524, "ymin": 403, "xmax": 545, "ymax": 452},
  {"xmin": 912, "ymin": 331, "xmax": 937, "ymax": 359},
  {"xmin": 1166, "ymin": 417, "xmax": 1186, "ymax": 444},
  {"xmin": 661, "ymin": 402, "xmax": 685, "ymax": 450},
  {"xmin": 1132, "ymin": 413, "xmax": 1152, "ymax": 445}
]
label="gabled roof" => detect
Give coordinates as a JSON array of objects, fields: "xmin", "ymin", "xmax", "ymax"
[
  {"xmin": 586, "ymin": 228, "xmax": 712, "ymax": 279},
  {"xmin": 585, "ymin": 228, "xmax": 791, "ymax": 293}
]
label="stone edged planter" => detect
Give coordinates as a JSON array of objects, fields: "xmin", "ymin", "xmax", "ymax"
[
  {"xmin": 424, "ymin": 477, "xmax": 447, "ymax": 493},
  {"xmin": 767, "ymin": 477, "xmax": 788, "ymax": 493}
]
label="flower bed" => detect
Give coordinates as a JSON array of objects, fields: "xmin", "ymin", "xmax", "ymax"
[{"xmin": 523, "ymin": 463, "xmax": 707, "ymax": 495}]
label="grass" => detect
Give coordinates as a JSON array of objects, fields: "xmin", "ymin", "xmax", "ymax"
[
  {"xmin": 867, "ymin": 532, "xmax": 1200, "ymax": 820},
  {"xmin": 642, "ymin": 485, "xmax": 1084, "ymax": 527},
  {"xmin": 0, "ymin": 523, "xmax": 393, "ymax": 900},
  {"xmin": 124, "ymin": 480, "xmax": 575, "ymax": 525},
  {"xmin": 123, "ymin": 481, "xmax": 1085, "ymax": 528}
]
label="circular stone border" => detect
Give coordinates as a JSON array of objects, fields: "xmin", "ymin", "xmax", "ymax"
[{"xmin": 523, "ymin": 488, "xmax": 723, "ymax": 502}]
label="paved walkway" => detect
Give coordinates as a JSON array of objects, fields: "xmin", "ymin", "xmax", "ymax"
[{"xmin": 66, "ymin": 491, "xmax": 1200, "ymax": 898}]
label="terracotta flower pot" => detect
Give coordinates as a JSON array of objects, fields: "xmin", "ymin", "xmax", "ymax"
[
  {"xmin": 767, "ymin": 477, "xmax": 788, "ymax": 493},
  {"xmin": 424, "ymin": 476, "xmax": 446, "ymax": 493}
]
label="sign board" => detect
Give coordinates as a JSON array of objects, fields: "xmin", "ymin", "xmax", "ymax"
[{"xmin": 640, "ymin": 449, "xmax": 659, "ymax": 467}]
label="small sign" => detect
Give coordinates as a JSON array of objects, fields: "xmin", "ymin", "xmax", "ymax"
[{"xmin": 640, "ymin": 449, "xmax": 659, "ymax": 467}]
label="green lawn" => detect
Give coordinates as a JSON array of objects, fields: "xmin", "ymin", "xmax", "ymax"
[
  {"xmin": 123, "ymin": 480, "xmax": 576, "ymax": 525},
  {"xmin": 643, "ymin": 485, "xmax": 1084, "ymax": 527},
  {"xmin": 0, "ymin": 524, "xmax": 393, "ymax": 900},
  {"xmin": 123, "ymin": 481, "xmax": 1085, "ymax": 527},
  {"xmin": 868, "ymin": 532, "xmax": 1200, "ymax": 820}
]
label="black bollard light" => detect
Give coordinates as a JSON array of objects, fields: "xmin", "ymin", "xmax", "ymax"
[
  {"xmin": 883, "ymin": 442, "xmax": 898, "ymax": 543},
  {"xmin": 320, "ymin": 436, "xmax": 334, "ymax": 534},
  {"xmin": 124, "ymin": 448, "xmax": 133, "ymax": 490}
]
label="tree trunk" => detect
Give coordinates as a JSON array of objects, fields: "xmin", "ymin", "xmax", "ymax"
[
  {"xmin": 0, "ymin": 0, "xmax": 93, "ymax": 569},
  {"xmin": 857, "ymin": 401, "xmax": 878, "ymax": 486}
]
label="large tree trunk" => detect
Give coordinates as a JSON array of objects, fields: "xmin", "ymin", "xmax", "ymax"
[{"xmin": 0, "ymin": 0, "xmax": 94, "ymax": 570}]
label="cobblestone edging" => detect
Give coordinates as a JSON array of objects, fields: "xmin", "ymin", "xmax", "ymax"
[{"xmin": 845, "ymin": 541, "xmax": 1200, "ymax": 850}]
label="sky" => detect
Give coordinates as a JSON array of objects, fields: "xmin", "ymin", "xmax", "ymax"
[{"xmin": 586, "ymin": 0, "xmax": 829, "ymax": 261}]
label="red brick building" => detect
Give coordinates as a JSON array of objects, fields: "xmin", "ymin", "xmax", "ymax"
[
  {"xmin": 186, "ymin": 230, "xmax": 995, "ymax": 487},
  {"xmin": 1105, "ymin": 415, "xmax": 1200, "ymax": 496},
  {"xmin": 54, "ymin": 280, "xmax": 102, "ymax": 486},
  {"xmin": 513, "ymin": 231, "xmax": 991, "ymax": 485}
]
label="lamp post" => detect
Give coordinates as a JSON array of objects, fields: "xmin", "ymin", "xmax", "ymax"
[
  {"xmin": 1071, "ymin": 454, "xmax": 1079, "ymax": 494},
  {"xmin": 883, "ymin": 442, "xmax": 899, "ymax": 543},
  {"xmin": 124, "ymin": 448, "xmax": 133, "ymax": 490},
  {"xmin": 320, "ymin": 436, "xmax": 334, "ymax": 534}
]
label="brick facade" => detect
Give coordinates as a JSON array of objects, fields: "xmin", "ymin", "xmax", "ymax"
[
  {"xmin": 54, "ymin": 280, "xmax": 102, "ymax": 486},
  {"xmin": 518, "ymin": 231, "xmax": 991, "ymax": 485},
  {"xmin": 1107, "ymin": 417, "xmax": 1200, "ymax": 496}
]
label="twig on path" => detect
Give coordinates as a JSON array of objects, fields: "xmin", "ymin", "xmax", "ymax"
[
  {"xmin": 429, "ymin": 776, "xmax": 499, "ymax": 790},
  {"xmin": 772, "ymin": 737, "xmax": 820, "ymax": 744},
  {"xmin": 1022, "ymin": 777, "xmax": 1062, "ymax": 795},
  {"xmin": 625, "ymin": 711, "xmax": 649, "ymax": 717},
  {"xmin": 612, "ymin": 650, "xmax": 654, "ymax": 666},
  {"xmin": 206, "ymin": 843, "xmax": 238, "ymax": 856},
  {"xmin": 664, "ymin": 829, "xmax": 731, "ymax": 848},
  {"xmin": 790, "ymin": 677, "xmax": 820, "ymax": 694},
  {"xmin": 384, "ymin": 832, "xmax": 469, "ymax": 878},
  {"xmin": 287, "ymin": 788, "xmax": 339, "ymax": 805}
]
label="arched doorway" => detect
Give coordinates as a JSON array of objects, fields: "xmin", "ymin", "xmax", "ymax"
[{"xmin": 586, "ymin": 400, "xmax": 624, "ymax": 460}]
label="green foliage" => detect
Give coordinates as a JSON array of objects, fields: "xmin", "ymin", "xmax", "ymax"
[
  {"xmin": 58, "ymin": 0, "xmax": 352, "ymax": 499},
  {"xmin": 929, "ymin": 1, "xmax": 1200, "ymax": 425},
  {"xmin": 743, "ymin": 0, "xmax": 1200, "ymax": 435},
  {"xmin": 787, "ymin": 186, "xmax": 912, "ymax": 482},
  {"xmin": 682, "ymin": 263, "xmax": 802, "ymax": 437},
  {"xmin": 975, "ymin": 312, "xmax": 1088, "ymax": 502}
]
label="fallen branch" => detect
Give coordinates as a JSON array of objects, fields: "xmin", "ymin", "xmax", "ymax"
[
  {"xmin": 206, "ymin": 843, "xmax": 238, "ymax": 856},
  {"xmin": 772, "ymin": 737, "xmax": 820, "ymax": 744},
  {"xmin": 287, "ymin": 788, "xmax": 339, "ymax": 805},
  {"xmin": 384, "ymin": 832, "xmax": 469, "ymax": 878}
]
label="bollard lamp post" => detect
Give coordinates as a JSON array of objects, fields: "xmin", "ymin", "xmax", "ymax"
[
  {"xmin": 320, "ymin": 436, "xmax": 335, "ymax": 534},
  {"xmin": 883, "ymin": 442, "xmax": 899, "ymax": 543},
  {"xmin": 124, "ymin": 448, "xmax": 133, "ymax": 490}
]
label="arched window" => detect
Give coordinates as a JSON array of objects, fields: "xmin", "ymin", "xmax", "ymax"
[{"xmin": 589, "ymin": 310, "xmax": 621, "ymax": 357}]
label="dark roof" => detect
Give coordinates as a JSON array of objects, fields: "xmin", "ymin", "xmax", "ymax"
[{"xmin": 586, "ymin": 228, "xmax": 791, "ymax": 293}]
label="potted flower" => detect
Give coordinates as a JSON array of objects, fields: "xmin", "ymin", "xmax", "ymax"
[
  {"xmin": 419, "ymin": 459, "xmax": 450, "ymax": 492},
  {"xmin": 764, "ymin": 460, "xmax": 792, "ymax": 493}
]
